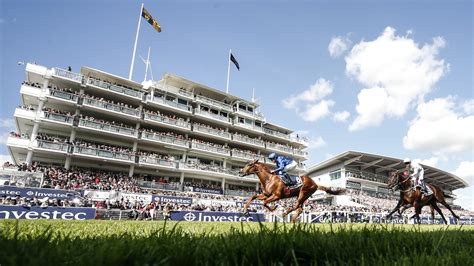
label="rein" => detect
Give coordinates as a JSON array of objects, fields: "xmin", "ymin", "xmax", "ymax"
[{"xmin": 397, "ymin": 173, "xmax": 413, "ymax": 193}]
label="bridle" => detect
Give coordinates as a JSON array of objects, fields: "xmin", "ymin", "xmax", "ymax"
[
  {"xmin": 240, "ymin": 161, "xmax": 260, "ymax": 177},
  {"xmin": 394, "ymin": 171, "xmax": 413, "ymax": 193}
]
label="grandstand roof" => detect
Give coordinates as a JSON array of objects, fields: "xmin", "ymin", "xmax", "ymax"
[{"xmin": 306, "ymin": 151, "xmax": 468, "ymax": 191}]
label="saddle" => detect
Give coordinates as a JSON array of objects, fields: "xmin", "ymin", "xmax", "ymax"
[{"xmin": 280, "ymin": 175, "xmax": 303, "ymax": 189}]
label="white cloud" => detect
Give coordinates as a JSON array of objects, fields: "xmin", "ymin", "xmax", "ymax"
[
  {"xmin": 332, "ymin": 111, "xmax": 350, "ymax": 122},
  {"xmin": 307, "ymin": 136, "xmax": 327, "ymax": 149},
  {"xmin": 328, "ymin": 36, "xmax": 352, "ymax": 58},
  {"xmin": 346, "ymin": 26, "xmax": 448, "ymax": 131},
  {"xmin": 453, "ymin": 161, "xmax": 474, "ymax": 211},
  {"xmin": 403, "ymin": 97, "xmax": 474, "ymax": 154},
  {"xmin": 463, "ymin": 99, "xmax": 474, "ymax": 114},
  {"xmin": 301, "ymin": 100, "xmax": 334, "ymax": 122},
  {"xmin": 282, "ymin": 78, "xmax": 333, "ymax": 110},
  {"xmin": 0, "ymin": 118, "xmax": 15, "ymax": 129},
  {"xmin": 0, "ymin": 154, "xmax": 12, "ymax": 165},
  {"xmin": 413, "ymin": 157, "xmax": 439, "ymax": 167}
]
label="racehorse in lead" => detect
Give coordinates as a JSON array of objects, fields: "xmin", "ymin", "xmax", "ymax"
[
  {"xmin": 239, "ymin": 159, "xmax": 345, "ymax": 223},
  {"xmin": 386, "ymin": 170, "xmax": 460, "ymax": 224}
]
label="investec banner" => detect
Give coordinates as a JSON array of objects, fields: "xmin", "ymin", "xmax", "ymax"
[
  {"xmin": 171, "ymin": 211, "xmax": 265, "ymax": 222},
  {"xmin": 0, "ymin": 185, "xmax": 80, "ymax": 199},
  {"xmin": 0, "ymin": 206, "xmax": 96, "ymax": 220},
  {"xmin": 152, "ymin": 195, "xmax": 193, "ymax": 206}
]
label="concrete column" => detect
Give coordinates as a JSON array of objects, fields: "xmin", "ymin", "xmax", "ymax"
[
  {"xmin": 221, "ymin": 178, "xmax": 226, "ymax": 194},
  {"xmin": 179, "ymin": 172, "xmax": 185, "ymax": 190},
  {"xmin": 128, "ymin": 165, "xmax": 135, "ymax": 177},
  {"xmin": 64, "ymin": 157, "xmax": 71, "ymax": 170},
  {"xmin": 26, "ymin": 79, "xmax": 49, "ymax": 166},
  {"xmin": 223, "ymin": 159, "xmax": 227, "ymax": 168}
]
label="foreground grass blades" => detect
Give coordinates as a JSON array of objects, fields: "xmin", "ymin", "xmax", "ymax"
[{"xmin": 0, "ymin": 220, "xmax": 473, "ymax": 265}]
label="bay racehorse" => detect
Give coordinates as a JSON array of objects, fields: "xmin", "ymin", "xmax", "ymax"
[
  {"xmin": 239, "ymin": 159, "xmax": 345, "ymax": 223},
  {"xmin": 386, "ymin": 170, "xmax": 459, "ymax": 224}
]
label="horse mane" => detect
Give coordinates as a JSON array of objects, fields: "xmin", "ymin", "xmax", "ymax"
[{"xmin": 255, "ymin": 162, "xmax": 271, "ymax": 172}]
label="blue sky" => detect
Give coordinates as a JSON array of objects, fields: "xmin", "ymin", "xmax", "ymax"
[{"xmin": 1, "ymin": 0, "xmax": 473, "ymax": 209}]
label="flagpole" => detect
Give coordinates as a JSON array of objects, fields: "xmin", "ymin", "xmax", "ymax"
[
  {"xmin": 129, "ymin": 3, "xmax": 144, "ymax": 80},
  {"xmin": 226, "ymin": 49, "xmax": 231, "ymax": 94}
]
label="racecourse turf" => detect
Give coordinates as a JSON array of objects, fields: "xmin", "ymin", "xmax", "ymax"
[{"xmin": 0, "ymin": 220, "xmax": 473, "ymax": 265}]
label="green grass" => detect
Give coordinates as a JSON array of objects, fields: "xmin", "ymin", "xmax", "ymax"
[{"xmin": 0, "ymin": 220, "xmax": 473, "ymax": 265}]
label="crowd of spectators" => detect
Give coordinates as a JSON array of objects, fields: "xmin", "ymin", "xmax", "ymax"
[
  {"xmin": 9, "ymin": 131, "xmax": 29, "ymax": 140},
  {"xmin": 191, "ymin": 138, "xmax": 228, "ymax": 151},
  {"xmin": 143, "ymin": 109, "xmax": 189, "ymax": 126},
  {"xmin": 82, "ymin": 94, "xmax": 140, "ymax": 111},
  {"xmin": 18, "ymin": 104, "xmax": 35, "ymax": 111},
  {"xmin": 79, "ymin": 115, "xmax": 135, "ymax": 130},
  {"xmin": 140, "ymin": 128, "xmax": 186, "ymax": 141}
]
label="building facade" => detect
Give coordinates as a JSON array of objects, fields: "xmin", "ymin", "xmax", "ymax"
[{"xmin": 6, "ymin": 63, "xmax": 308, "ymax": 197}]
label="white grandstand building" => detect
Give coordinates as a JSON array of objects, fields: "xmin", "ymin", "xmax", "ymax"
[
  {"xmin": 6, "ymin": 63, "xmax": 308, "ymax": 197},
  {"xmin": 306, "ymin": 151, "xmax": 468, "ymax": 206}
]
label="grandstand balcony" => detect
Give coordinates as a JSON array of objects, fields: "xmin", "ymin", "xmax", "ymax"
[
  {"xmin": 41, "ymin": 111, "xmax": 74, "ymax": 127},
  {"xmin": 6, "ymin": 136, "xmax": 30, "ymax": 149},
  {"xmin": 86, "ymin": 77, "xmax": 143, "ymax": 101},
  {"xmin": 78, "ymin": 119, "xmax": 138, "ymax": 140},
  {"xmin": 192, "ymin": 124, "xmax": 231, "ymax": 141},
  {"xmin": 194, "ymin": 109, "xmax": 232, "ymax": 125},
  {"xmin": 36, "ymin": 140, "xmax": 70, "ymax": 154},
  {"xmin": 225, "ymin": 189, "xmax": 255, "ymax": 198},
  {"xmin": 195, "ymin": 95, "xmax": 232, "ymax": 112},
  {"xmin": 231, "ymin": 149, "xmax": 264, "ymax": 162},
  {"xmin": 20, "ymin": 84, "xmax": 42, "ymax": 99},
  {"xmin": 140, "ymin": 131, "xmax": 189, "ymax": 150},
  {"xmin": 52, "ymin": 67, "xmax": 84, "ymax": 85},
  {"xmin": 137, "ymin": 180, "xmax": 182, "ymax": 191},
  {"xmin": 143, "ymin": 111, "xmax": 191, "ymax": 132},
  {"xmin": 47, "ymin": 89, "xmax": 80, "ymax": 105},
  {"xmin": 137, "ymin": 155, "xmax": 177, "ymax": 170},
  {"xmin": 176, "ymin": 87, "xmax": 195, "ymax": 100},
  {"xmin": 145, "ymin": 94, "xmax": 192, "ymax": 116},
  {"xmin": 82, "ymin": 97, "xmax": 140, "ymax": 120},
  {"xmin": 263, "ymin": 128, "xmax": 291, "ymax": 142},
  {"xmin": 72, "ymin": 145, "xmax": 135, "ymax": 164},
  {"xmin": 231, "ymin": 133, "xmax": 265, "ymax": 149},
  {"xmin": 293, "ymin": 149, "xmax": 308, "ymax": 159},
  {"xmin": 265, "ymin": 142, "xmax": 293, "ymax": 156},
  {"xmin": 14, "ymin": 108, "xmax": 36, "ymax": 121},
  {"xmin": 190, "ymin": 140, "xmax": 231, "ymax": 157},
  {"xmin": 232, "ymin": 118, "xmax": 264, "ymax": 134},
  {"xmin": 234, "ymin": 108, "xmax": 265, "ymax": 121},
  {"xmin": 178, "ymin": 162, "xmax": 254, "ymax": 180}
]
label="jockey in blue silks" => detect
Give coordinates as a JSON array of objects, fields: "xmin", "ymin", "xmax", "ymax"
[{"xmin": 268, "ymin": 153, "xmax": 298, "ymax": 185}]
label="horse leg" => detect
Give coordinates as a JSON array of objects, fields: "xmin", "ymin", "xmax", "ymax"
[
  {"xmin": 288, "ymin": 184, "xmax": 318, "ymax": 223},
  {"xmin": 439, "ymin": 200, "xmax": 460, "ymax": 222},
  {"xmin": 430, "ymin": 205, "xmax": 435, "ymax": 224},
  {"xmin": 433, "ymin": 187, "xmax": 460, "ymax": 222},
  {"xmin": 386, "ymin": 200, "xmax": 403, "ymax": 219},
  {"xmin": 431, "ymin": 202, "xmax": 447, "ymax": 224},
  {"xmin": 243, "ymin": 194, "xmax": 267, "ymax": 214},
  {"xmin": 263, "ymin": 194, "xmax": 281, "ymax": 212}
]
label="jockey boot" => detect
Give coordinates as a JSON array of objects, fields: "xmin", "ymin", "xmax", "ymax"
[{"xmin": 281, "ymin": 173, "xmax": 292, "ymax": 186}]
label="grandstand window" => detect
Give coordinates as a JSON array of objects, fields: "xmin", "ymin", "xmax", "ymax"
[
  {"xmin": 329, "ymin": 170, "xmax": 341, "ymax": 180},
  {"xmin": 178, "ymin": 98, "xmax": 188, "ymax": 105}
]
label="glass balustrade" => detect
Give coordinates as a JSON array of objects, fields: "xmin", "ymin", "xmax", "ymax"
[
  {"xmin": 87, "ymin": 77, "xmax": 142, "ymax": 99},
  {"xmin": 196, "ymin": 95, "xmax": 232, "ymax": 111},
  {"xmin": 143, "ymin": 112, "xmax": 191, "ymax": 129},
  {"xmin": 79, "ymin": 119, "xmax": 137, "ymax": 137},
  {"xmin": 263, "ymin": 128, "xmax": 290, "ymax": 140},
  {"xmin": 231, "ymin": 149, "xmax": 261, "ymax": 160},
  {"xmin": 48, "ymin": 89, "xmax": 79, "ymax": 103},
  {"xmin": 138, "ymin": 180, "xmax": 182, "ymax": 191},
  {"xmin": 193, "ymin": 124, "xmax": 230, "ymax": 139},
  {"xmin": 266, "ymin": 142, "xmax": 293, "ymax": 154},
  {"xmin": 232, "ymin": 134, "xmax": 265, "ymax": 147},
  {"xmin": 195, "ymin": 109, "xmax": 230, "ymax": 123},
  {"xmin": 73, "ymin": 146, "xmax": 134, "ymax": 161},
  {"xmin": 147, "ymin": 95, "xmax": 192, "ymax": 112},
  {"xmin": 43, "ymin": 112, "xmax": 74, "ymax": 124},
  {"xmin": 138, "ymin": 156, "xmax": 177, "ymax": 168},
  {"xmin": 191, "ymin": 141, "xmax": 230, "ymax": 156},
  {"xmin": 141, "ymin": 132, "xmax": 189, "ymax": 147},
  {"xmin": 83, "ymin": 97, "xmax": 140, "ymax": 117},
  {"xmin": 53, "ymin": 68, "xmax": 83, "ymax": 83},
  {"xmin": 37, "ymin": 140, "xmax": 70, "ymax": 152}
]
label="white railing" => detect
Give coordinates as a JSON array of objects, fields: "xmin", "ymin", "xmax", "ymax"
[
  {"xmin": 196, "ymin": 95, "xmax": 232, "ymax": 112},
  {"xmin": 143, "ymin": 112, "xmax": 191, "ymax": 129},
  {"xmin": 232, "ymin": 134, "xmax": 265, "ymax": 147},
  {"xmin": 138, "ymin": 180, "xmax": 182, "ymax": 191},
  {"xmin": 193, "ymin": 124, "xmax": 230, "ymax": 139},
  {"xmin": 231, "ymin": 149, "xmax": 263, "ymax": 161},
  {"xmin": 53, "ymin": 68, "xmax": 83, "ymax": 83},
  {"xmin": 190, "ymin": 141, "xmax": 230, "ymax": 156},
  {"xmin": 233, "ymin": 120, "xmax": 264, "ymax": 132},
  {"xmin": 138, "ymin": 156, "xmax": 177, "ymax": 168},
  {"xmin": 141, "ymin": 132, "xmax": 189, "ymax": 147},
  {"xmin": 73, "ymin": 146, "xmax": 135, "ymax": 162},
  {"xmin": 79, "ymin": 119, "xmax": 137, "ymax": 137},
  {"xmin": 83, "ymin": 97, "xmax": 140, "ymax": 117},
  {"xmin": 294, "ymin": 149, "xmax": 308, "ymax": 157},
  {"xmin": 87, "ymin": 77, "xmax": 142, "ymax": 99}
]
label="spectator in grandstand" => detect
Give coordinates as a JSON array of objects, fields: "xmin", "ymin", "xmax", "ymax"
[{"xmin": 268, "ymin": 153, "xmax": 298, "ymax": 186}]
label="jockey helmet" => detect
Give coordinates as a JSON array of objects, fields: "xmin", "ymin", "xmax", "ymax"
[
  {"xmin": 403, "ymin": 158, "xmax": 411, "ymax": 164},
  {"xmin": 268, "ymin": 153, "xmax": 277, "ymax": 160}
]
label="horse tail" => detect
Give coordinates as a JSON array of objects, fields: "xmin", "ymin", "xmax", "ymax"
[{"xmin": 317, "ymin": 184, "xmax": 346, "ymax": 195}]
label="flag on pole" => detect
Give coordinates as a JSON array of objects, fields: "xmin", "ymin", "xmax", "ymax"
[
  {"xmin": 230, "ymin": 53, "xmax": 240, "ymax": 71},
  {"xmin": 142, "ymin": 7, "xmax": 162, "ymax": 33}
]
